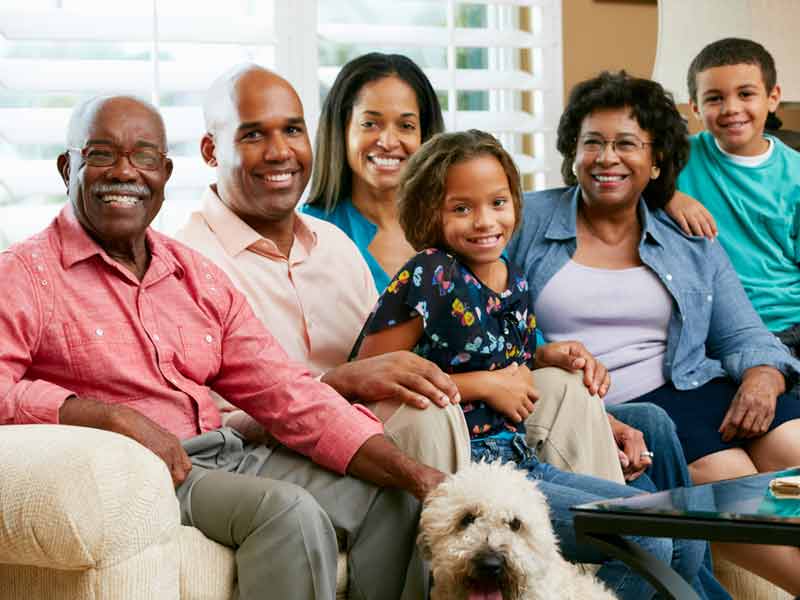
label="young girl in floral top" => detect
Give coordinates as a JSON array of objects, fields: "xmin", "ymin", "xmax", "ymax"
[{"xmin": 353, "ymin": 129, "xmax": 537, "ymax": 446}]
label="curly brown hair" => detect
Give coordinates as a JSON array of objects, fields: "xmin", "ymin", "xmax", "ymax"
[
  {"xmin": 397, "ymin": 129, "xmax": 522, "ymax": 251},
  {"xmin": 557, "ymin": 71, "xmax": 688, "ymax": 210}
]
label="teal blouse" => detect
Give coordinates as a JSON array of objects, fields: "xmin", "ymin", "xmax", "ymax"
[{"xmin": 302, "ymin": 199, "xmax": 391, "ymax": 292}]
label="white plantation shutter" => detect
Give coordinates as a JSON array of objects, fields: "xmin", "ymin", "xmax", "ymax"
[
  {"xmin": 0, "ymin": 0, "xmax": 562, "ymax": 248},
  {"xmin": 318, "ymin": 0, "xmax": 563, "ymax": 192}
]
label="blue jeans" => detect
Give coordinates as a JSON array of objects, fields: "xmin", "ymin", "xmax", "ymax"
[
  {"xmin": 609, "ymin": 403, "xmax": 730, "ymax": 600},
  {"xmin": 470, "ymin": 433, "xmax": 729, "ymax": 600}
]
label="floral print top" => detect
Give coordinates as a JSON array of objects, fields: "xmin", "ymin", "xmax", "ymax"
[{"xmin": 356, "ymin": 248, "xmax": 537, "ymax": 439}]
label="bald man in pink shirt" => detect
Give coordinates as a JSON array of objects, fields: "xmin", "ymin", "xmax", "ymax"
[{"xmin": 176, "ymin": 64, "xmax": 473, "ymax": 475}]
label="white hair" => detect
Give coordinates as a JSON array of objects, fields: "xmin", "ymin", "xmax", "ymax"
[{"xmin": 65, "ymin": 95, "xmax": 166, "ymax": 148}]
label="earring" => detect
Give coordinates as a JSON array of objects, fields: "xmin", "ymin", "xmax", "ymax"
[
  {"xmin": 571, "ymin": 163, "xmax": 578, "ymax": 177},
  {"xmin": 650, "ymin": 165, "xmax": 661, "ymax": 180}
]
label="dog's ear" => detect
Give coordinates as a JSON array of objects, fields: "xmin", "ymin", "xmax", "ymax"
[{"xmin": 416, "ymin": 529, "xmax": 433, "ymax": 561}]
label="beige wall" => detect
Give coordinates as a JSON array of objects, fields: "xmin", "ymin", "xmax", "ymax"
[{"xmin": 561, "ymin": 0, "xmax": 800, "ymax": 132}]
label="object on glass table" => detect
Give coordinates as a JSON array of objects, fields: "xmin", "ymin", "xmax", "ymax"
[{"xmin": 769, "ymin": 475, "xmax": 800, "ymax": 499}]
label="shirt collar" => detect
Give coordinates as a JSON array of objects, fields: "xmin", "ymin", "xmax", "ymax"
[
  {"xmin": 57, "ymin": 203, "xmax": 184, "ymax": 278},
  {"xmin": 544, "ymin": 185, "xmax": 663, "ymax": 247},
  {"xmin": 201, "ymin": 185, "xmax": 317, "ymax": 260}
]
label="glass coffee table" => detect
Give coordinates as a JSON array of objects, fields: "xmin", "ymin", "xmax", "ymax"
[{"xmin": 572, "ymin": 467, "xmax": 800, "ymax": 599}]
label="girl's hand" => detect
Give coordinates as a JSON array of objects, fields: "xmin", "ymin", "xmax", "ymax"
[
  {"xmin": 665, "ymin": 190, "xmax": 718, "ymax": 239},
  {"xmin": 534, "ymin": 341, "xmax": 610, "ymax": 397},
  {"xmin": 481, "ymin": 363, "xmax": 539, "ymax": 423}
]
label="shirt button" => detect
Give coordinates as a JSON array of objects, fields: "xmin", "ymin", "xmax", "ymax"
[
  {"xmin": 40, "ymin": 279, "xmax": 48, "ymax": 286},
  {"xmin": 707, "ymin": 295, "xmax": 713, "ymax": 302},
  {"xmin": 36, "ymin": 265, "xmax": 44, "ymax": 272},
  {"xmin": 31, "ymin": 252, "xmax": 38, "ymax": 259},
  {"xmin": 95, "ymin": 328, "xmax": 104, "ymax": 336},
  {"xmin": 205, "ymin": 273, "xmax": 213, "ymax": 280},
  {"xmin": 205, "ymin": 334, "xmax": 213, "ymax": 343},
  {"xmin": 153, "ymin": 334, "xmax": 160, "ymax": 342},
  {"xmin": 666, "ymin": 273, "xmax": 673, "ymax": 281}
]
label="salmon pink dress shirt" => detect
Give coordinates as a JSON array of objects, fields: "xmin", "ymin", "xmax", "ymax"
[{"xmin": 0, "ymin": 206, "xmax": 383, "ymax": 474}]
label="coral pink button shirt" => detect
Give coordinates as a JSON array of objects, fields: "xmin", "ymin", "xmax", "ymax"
[{"xmin": 0, "ymin": 206, "xmax": 382, "ymax": 474}]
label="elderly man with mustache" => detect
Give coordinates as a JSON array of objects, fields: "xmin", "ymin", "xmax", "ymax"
[{"xmin": 0, "ymin": 95, "xmax": 446, "ymax": 600}]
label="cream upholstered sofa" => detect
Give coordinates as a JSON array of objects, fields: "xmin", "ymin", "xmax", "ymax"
[
  {"xmin": 0, "ymin": 424, "xmax": 792, "ymax": 600},
  {"xmin": 0, "ymin": 425, "xmax": 347, "ymax": 600}
]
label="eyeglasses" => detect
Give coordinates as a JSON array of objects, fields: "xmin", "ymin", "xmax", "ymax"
[
  {"xmin": 578, "ymin": 135, "xmax": 653, "ymax": 156},
  {"xmin": 69, "ymin": 144, "xmax": 167, "ymax": 170}
]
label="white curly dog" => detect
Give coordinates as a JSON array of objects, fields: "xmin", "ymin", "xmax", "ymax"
[{"xmin": 419, "ymin": 461, "xmax": 617, "ymax": 600}]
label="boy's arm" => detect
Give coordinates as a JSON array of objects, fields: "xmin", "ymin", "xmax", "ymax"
[{"xmin": 664, "ymin": 190, "xmax": 718, "ymax": 239}]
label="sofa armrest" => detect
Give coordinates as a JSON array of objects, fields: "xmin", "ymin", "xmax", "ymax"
[{"xmin": 0, "ymin": 425, "xmax": 180, "ymax": 571}]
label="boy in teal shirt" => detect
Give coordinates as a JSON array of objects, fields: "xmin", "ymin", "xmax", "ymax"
[{"xmin": 672, "ymin": 38, "xmax": 800, "ymax": 348}]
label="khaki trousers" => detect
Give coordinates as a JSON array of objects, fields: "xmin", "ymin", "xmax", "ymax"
[{"xmin": 526, "ymin": 367, "xmax": 625, "ymax": 484}]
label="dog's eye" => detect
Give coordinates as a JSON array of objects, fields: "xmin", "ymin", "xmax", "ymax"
[
  {"xmin": 459, "ymin": 512, "xmax": 477, "ymax": 529},
  {"xmin": 509, "ymin": 517, "xmax": 522, "ymax": 532}
]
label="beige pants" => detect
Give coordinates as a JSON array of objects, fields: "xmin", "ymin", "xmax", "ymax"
[
  {"xmin": 225, "ymin": 369, "xmax": 622, "ymax": 483},
  {"xmin": 224, "ymin": 399, "xmax": 471, "ymax": 475},
  {"xmin": 526, "ymin": 367, "xmax": 625, "ymax": 484}
]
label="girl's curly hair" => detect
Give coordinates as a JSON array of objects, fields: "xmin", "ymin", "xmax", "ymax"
[{"xmin": 557, "ymin": 71, "xmax": 689, "ymax": 209}]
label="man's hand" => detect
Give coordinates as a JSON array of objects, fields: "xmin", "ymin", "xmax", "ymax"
[
  {"xmin": 607, "ymin": 413, "xmax": 652, "ymax": 482},
  {"xmin": 347, "ymin": 434, "xmax": 446, "ymax": 501},
  {"xmin": 719, "ymin": 366, "xmax": 785, "ymax": 442},
  {"xmin": 664, "ymin": 190, "xmax": 718, "ymax": 239},
  {"xmin": 59, "ymin": 396, "xmax": 192, "ymax": 487},
  {"xmin": 534, "ymin": 341, "xmax": 610, "ymax": 397},
  {"xmin": 481, "ymin": 363, "xmax": 539, "ymax": 423},
  {"xmin": 322, "ymin": 352, "xmax": 460, "ymax": 409}
]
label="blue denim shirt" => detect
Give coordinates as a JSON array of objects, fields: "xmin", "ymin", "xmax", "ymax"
[{"xmin": 506, "ymin": 187, "xmax": 800, "ymax": 391}]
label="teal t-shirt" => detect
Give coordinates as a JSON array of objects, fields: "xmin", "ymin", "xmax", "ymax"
[
  {"xmin": 677, "ymin": 131, "xmax": 800, "ymax": 332},
  {"xmin": 301, "ymin": 199, "xmax": 391, "ymax": 293}
]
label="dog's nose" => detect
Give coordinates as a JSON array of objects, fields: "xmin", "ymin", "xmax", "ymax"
[{"xmin": 473, "ymin": 551, "xmax": 505, "ymax": 579}]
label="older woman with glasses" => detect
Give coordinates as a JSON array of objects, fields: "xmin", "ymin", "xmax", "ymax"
[{"xmin": 508, "ymin": 70, "xmax": 800, "ymax": 594}]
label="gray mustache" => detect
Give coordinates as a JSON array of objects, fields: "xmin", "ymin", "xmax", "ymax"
[{"xmin": 91, "ymin": 183, "xmax": 150, "ymax": 196}]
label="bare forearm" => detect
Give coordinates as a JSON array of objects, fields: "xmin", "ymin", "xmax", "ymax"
[
  {"xmin": 346, "ymin": 434, "xmax": 445, "ymax": 501},
  {"xmin": 450, "ymin": 371, "xmax": 490, "ymax": 403},
  {"xmin": 320, "ymin": 363, "xmax": 357, "ymax": 400}
]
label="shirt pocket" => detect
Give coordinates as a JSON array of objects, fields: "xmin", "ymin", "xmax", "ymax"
[
  {"xmin": 63, "ymin": 320, "xmax": 142, "ymax": 382},
  {"xmin": 175, "ymin": 325, "xmax": 221, "ymax": 385}
]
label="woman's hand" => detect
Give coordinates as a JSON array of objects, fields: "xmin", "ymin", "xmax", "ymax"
[
  {"xmin": 534, "ymin": 341, "xmax": 610, "ymax": 397},
  {"xmin": 607, "ymin": 413, "xmax": 652, "ymax": 482},
  {"xmin": 665, "ymin": 190, "xmax": 718, "ymax": 239},
  {"xmin": 719, "ymin": 366, "xmax": 785, "ymax": 441}
]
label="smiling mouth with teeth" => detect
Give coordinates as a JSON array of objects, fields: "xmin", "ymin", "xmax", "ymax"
[
  {"xmin": 265, "ymin": 172, "xmax": 293, "ymax": 182},
  {"xmin": 467, "ymin": 235, "xmax": 502, "ymax": 246},
  {"xmin": 592, "ymin": 175, "xmax": 626, "ymax": 182},
  {"xmin": 100, "ymin": 194, "xmax": 141, "ymax": 206},
  {"xmin": 369, "ymin": 156, "xmax": 401, "ymax": 168}
]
